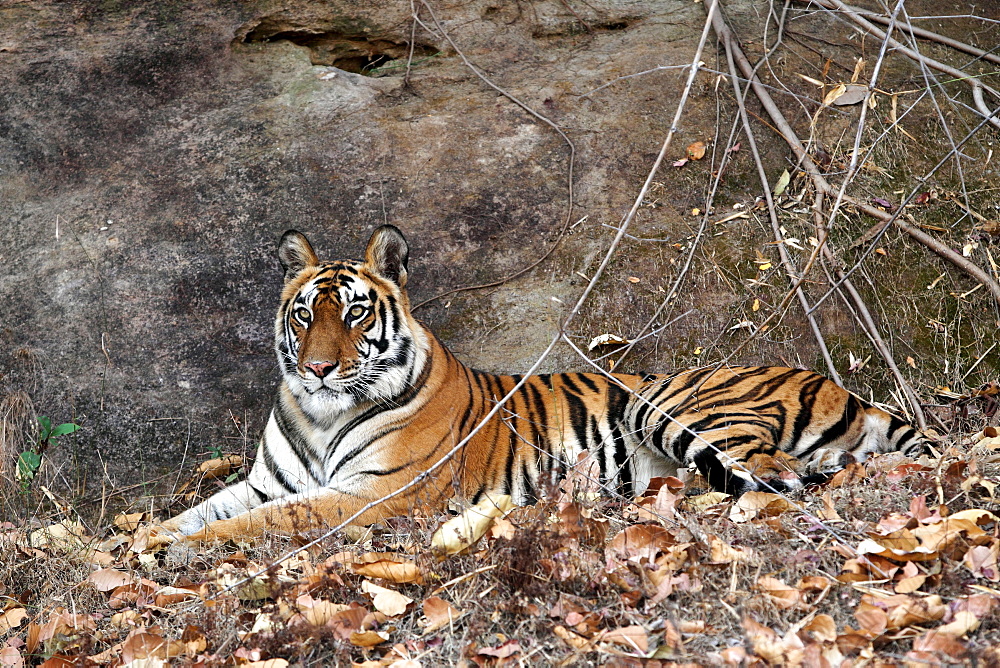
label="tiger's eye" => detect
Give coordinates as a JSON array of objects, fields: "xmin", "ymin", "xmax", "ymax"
[
  {"xmin": 348, "ymin": 304, "xmax": 367, "ymax": 319},
  {"xmin": 295, "ymin": 307, "xmax": 311, "ymax": 322}
]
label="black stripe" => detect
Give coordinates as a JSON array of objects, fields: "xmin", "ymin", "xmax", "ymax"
[
  {"xmin": 521, "ymin": 460, "xmax": 537, "ymax": 504},
  {"xmin": 809, "ymin": 393, "xmax": 859, "ymax": 452},
  {"xmin": 471, "ymin": 484, "xmax": 485, "ymax": 505},
  {"xmin": 562, "ymin": 391, "xmax": 591, "ymax": 452},
  {"xmin": 455, "ymin": 369, "xmax": 483, "ymax": 440},
  {"xmin": 273, "ymin": 405, "xmax": 324, "ymax": 483},
  {"xmin": 591, "ymin": 416, "xmax": 606, "ymax": 481},
  {"xmin": 575, "ymin": 373, "xmax": 600, "ymax": 393},
  {"xmin": 611, "ymin": 422, "xmax": 631, "ymax": 496},
  {"xmin": 503, "ymin": 428, "xmax": 516, "ymax": 496},
  {"xmin": 262, "ymin": 445, "xmax": 299, "ymax": 493},
  {"xmin": 607, "ymin": 384, "xmax": 632, "ymax": 494},
  {"xmin": 529, "ymin": 379, "xmax": 549, "ymax": 437},
  {"xmin": 786, "ymin": 376, "xmax": 823, "ymax": 446},
  {"xmin": 353, "ymin": 462, "xmax": 412, "ymax": 476},
  {"xmin": 247, "ymin": 482, "xmax": 269, "ymax": 502},
  {"xmin": 522, "ymin": 381, "xmax": 546, "ymax": 452},
  {"xmin": 693, "ymin": 447, "xmax": 746, "ymax": 494},
  {"xmin": 560, "ymin": 374, "xmax": 583, "ymax": 396}
]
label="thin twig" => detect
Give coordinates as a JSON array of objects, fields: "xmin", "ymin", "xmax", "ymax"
[
  {"xmin": 722, "ymin": 26, "xmax": 842, "ymax": 385},
  {"xmin": 207, "ymin": 0, "xmax": 724, "ymax": 598},
  {"xmin": 556, "ymin": 0, "xmax": 592, "ymax": 33},
  {"xmin": 809, "ymin": 0, "xmax": 1000, "ymax": 130},
  {"xmin": 710, "ymin": 0, "xmax": 927, "ymax": 428},
  {"xmin": 710, "ymin": 4, "xmax": 1000, "ymax": 310},
  {"xmin": 803, "ymin": 0, "xmax": 1000, "ymax": 68}
]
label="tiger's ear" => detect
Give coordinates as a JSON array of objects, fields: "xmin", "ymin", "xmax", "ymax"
[
  {"xmin": 365, "ymin": 225, "xmax": 409, "ymax": 288},
  {"xmin": 278, "ymin": 230, "xmax": 319, "ymax": 281}
]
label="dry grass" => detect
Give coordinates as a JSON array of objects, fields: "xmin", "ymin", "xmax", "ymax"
[{"xmin": 2, "ymin": 396, "xmax": 998, "ymax": 666}]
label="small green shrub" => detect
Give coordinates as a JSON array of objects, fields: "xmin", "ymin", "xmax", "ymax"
[{"xmin": 16, "ymin": 416, "xmax": 80, "ymax": 493}]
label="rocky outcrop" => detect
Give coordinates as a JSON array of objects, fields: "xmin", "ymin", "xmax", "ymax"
[
  {"xmin": 7, "ymin": 0, "xmax": 992, "ymax": 510},
  {"xmin": 0, "ymin": 0, "xmax": 718, "ymax": 502}
]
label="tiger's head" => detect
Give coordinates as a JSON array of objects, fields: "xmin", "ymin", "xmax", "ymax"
[{"xmin": 275, "ymin": 225, "xmax": 428, "ymax": 417}]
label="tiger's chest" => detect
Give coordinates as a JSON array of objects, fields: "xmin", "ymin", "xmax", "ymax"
[{"xmin": 263, "ymin": 405, "xmax": 400, "ymax": 494}]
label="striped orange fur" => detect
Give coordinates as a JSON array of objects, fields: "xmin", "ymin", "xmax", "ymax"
[{"xmin": 158, "ymin": 226, "xmax": 927, "ymax": 541}]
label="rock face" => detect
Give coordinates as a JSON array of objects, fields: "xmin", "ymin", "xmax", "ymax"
[
  {"xmin": 3, "ymin": 0, "xmax": 997, "ymax": 511},
  {"xmin": 0, "ymin": 0, "xmax": 717, "ymax": 502}
]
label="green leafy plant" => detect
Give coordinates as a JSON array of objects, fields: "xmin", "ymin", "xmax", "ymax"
[{"xmin": 17, "ymin": 416, "xmax": 80, "ymax": 492}]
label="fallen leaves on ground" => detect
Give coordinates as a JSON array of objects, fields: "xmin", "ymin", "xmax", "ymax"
[{"xmin": 5, "ymin": 447, "xmax": 1000, "ymax": 664}]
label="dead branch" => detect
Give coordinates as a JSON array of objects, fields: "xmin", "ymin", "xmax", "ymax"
[
  {"xmin": 804, "ymin": 0, "xmax": 1000, "ymax": 68},
  {"xmin": 803, "ymin": 0, "xmax": 1000, "ymax": 131},
  {"xmin": 721, "ymin": 31, "xmax": 843, "ymax": 385},
  {"xmin": 709, "ymin": 4, "xmax": 1000, "ymax": 310},
  {"xmin": 710, "ymin": 1, "xmax": 927, "ymax": 428}
]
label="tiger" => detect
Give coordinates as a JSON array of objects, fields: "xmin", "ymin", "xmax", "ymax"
[{"xmin": 155, "ymin": 225, "xmax": 928, "ymax": 542}]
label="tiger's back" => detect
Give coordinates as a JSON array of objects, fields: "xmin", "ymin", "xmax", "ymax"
[
  {"xmin": 445, "ymin": 362, "xmax": 925, "ymax": 504},
  {"xmin": 159, "ymin": 226, "xmax": 928, "ymax": 540}
]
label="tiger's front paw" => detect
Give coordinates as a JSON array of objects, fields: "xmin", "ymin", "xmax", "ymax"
[
  {"xmin": 134, "ymin": 523, "xmax": 185, "ymax": 551},
  {"xmin": 803, "ymin": 448, "xmax": 855, "ymax": 476}
]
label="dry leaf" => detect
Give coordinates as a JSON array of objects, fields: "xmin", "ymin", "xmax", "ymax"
[
  {"xmin": 854, "ymin": 604, "xmax": 888, "ymax": 637},
  {"xmin": 120, "ymin": 631, "xmax": 174, "ymax": 663},
  {"xmin": 196, "ymin": 454, "xmax": 242, "ymax": 479},
  {"xmin": 29, "ymin": 521, "xmax": 87, "ymax": 551},
  {"xmin": 553, "ymin": 625, "xmax": 595, "ymax": 651},
  {"xmin": 708, "ymin": 535, "xmax": 755, "ymax": 563},
  {"xmin": 822, "ymin": 83, "xmax": 847, "ymax": 106},
  {"xmin": 633, "ymin": 485, "xmax": 680, "ymax": 523},
  {"xmin": 911, "ymin": 630, "xmax": 968, "ymax": 659},
  {"xmin": 350, "ymin": 554, "xmax": 425, "ymax": 584},
  {"xmin": 431, "ymin": 494, "xmax": 514, "ymax": 556},
  {"xmin": 489, "ymin": 516, "xmax": 516, "ymax": 540},
  {"xmin": 936, "ymin": 610, "xmax": 980, "ymax": 638},
  {"xmin": 963, "ymin": 542, "xmax": 1000, "ymax": 581},
  {"xmin": 895, "ymin": 574, "xmax": 928, "ymax": 593},
  {"xmin": 730, "ymin": 492, "xmax": 791, "ymax": 523},
  {"xmin": 832, "ymin": 83, "xmax": 867, "ymax": 106},
  {"xmin": 851, "ymin": 58, "xmax": 865, "ymax": 83},
  {"xmin": 0, "ymin": 647, "xmax": 23, "ymax": 668},
  {"xmin": 801, "ymin": 614, "xmax": 836, "ymax": 643},
  {"xmin": 296, "ymin": 594, "xmax": 351, "ymax": 627},
  {"xmin": 478, "ymin": 640, "xmax": 521, "ymax": 659},
  {"xmin": 422, "ymin": 596, "xmax": 461, "ymax": 634},
  {"xmin": 154, "ymin": 585, "xmax": 200, "ymax": 607},
  {"xmin": 686, "ymin": 141, "xmax": 706, "ymax": 160},
  {"xmin": 684, "ymin": 491, "xmax": 730, "ymax": 511},
  {"xmin": 87, "ymin": 568, "xmax": 136, "ymax": 592},
  {"xmin": 818, "ymin": 492, "xmax": 842, "ymax": 522},
  {"xmin": 597, "ymin": 625, "xmax": 648, "ymax": 652},
  {"xmin": 113, "ymin": 512, "xmax": 147, "ymax": 531},
  {"xmin": 0, "ymin": 607, "xmax": 28, "ymax": 634},
  {"xmin": 772, "ymin": 169, "xmax": 791, "ymax": 197},
  {"xmin": 743, "ymin": 617, "xmax": 804, "ymax": 664},
  {"xmin": 755, "ymin": 576, "xmax": 800, "ymax": 610},
  {"xmin": 678, "ymin": 620, "xmax": 706, "ymax": 634},
  {"xmin": 587, "ymin": 333, "xmax": 629, "ymax": 351},
  {"xmin": 361, "ymin": 580, "xmax": 413, "ymax": 617},
  {"xmin": 350, "ymin": 630, "xmax": 390, "ymax": 648}
]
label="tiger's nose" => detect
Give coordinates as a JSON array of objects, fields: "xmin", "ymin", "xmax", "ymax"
[{"xmin": 304, "ymin": 361, "xmax": 336, "ymax": 378}]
